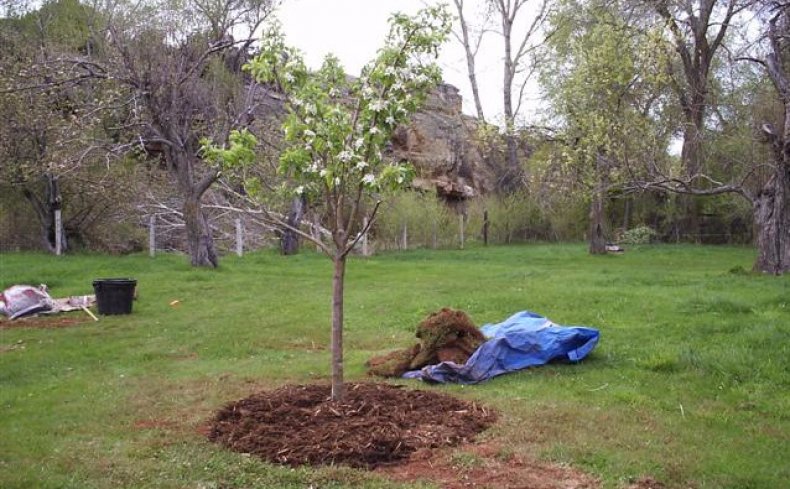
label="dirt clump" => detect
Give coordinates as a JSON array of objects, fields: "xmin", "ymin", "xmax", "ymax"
[
  {"xmin": 207, "ymin": 382, "xmax": 496, "ymax": 468},
  {"xmin": 366, "ymin": 308, "xmax": 486, "ymax": 378},
  {"xmin": 365, "ymin": 344, "xmax": 421, "ymax": 378},
  {"xmin": 412, "ymin": 308, "xmax": 485, "ymax": 367}
]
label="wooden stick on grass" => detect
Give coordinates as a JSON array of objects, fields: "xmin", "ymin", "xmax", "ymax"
[{"xmin": 82, "ymin": 307, "xmax": 99, "ymax": 322}]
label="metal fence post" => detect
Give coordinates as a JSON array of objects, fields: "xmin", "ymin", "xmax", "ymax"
[
  {"xmin": 55, "ymin": 209, "xmax": 63, "ymax": 256},
  {"xmin": 149, "ymin": 215, "xmax": 156, "ymax": 257},
  {"xmin": 235, "ymin": 218, "xmax": 243, "ymax": 257}
]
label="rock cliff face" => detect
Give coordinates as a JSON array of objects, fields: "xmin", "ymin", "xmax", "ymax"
[
  {"xmin": 254, "ymin": 82, "xmax": 495, "ymax": 201},
  {"xmin": 388, "ymin": 83, "xmax": 495, "ymax": 200}
]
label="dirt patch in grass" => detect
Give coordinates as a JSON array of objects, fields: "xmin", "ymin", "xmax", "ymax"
[
  {"xmin": 207, "ymin": 382, "xmax": 497, "ymax": 468},
  {"xmin": 626, "ymin": 476, "xmax": 666, "ymax": 489},
  {"xmin": 377, "ymin": 441, "xmax": 600, "ymax": 489},
  {"xmin": 0, "ymin": 315, "xmax": 88, "ymax": 329}
]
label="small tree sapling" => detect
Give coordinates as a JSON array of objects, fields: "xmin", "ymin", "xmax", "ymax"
[{"xmin": 204, "ymin": 6, "xmax": 451, "ymax": 399}]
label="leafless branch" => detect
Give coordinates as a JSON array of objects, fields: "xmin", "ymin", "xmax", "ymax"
[
  {"xmin": 627, "ymin": 168, "xmax": 761, "ymax": 203},
  {"xmin": 215, "ymin": 182, "xmax": 334, "ymax": 255}
]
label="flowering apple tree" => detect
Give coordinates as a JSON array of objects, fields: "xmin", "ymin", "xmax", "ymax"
[{"xmin": 205, "ymin": 6, "xmax": 450, "ymax": 400}]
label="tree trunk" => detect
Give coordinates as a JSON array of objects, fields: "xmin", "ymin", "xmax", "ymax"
[
  {"xmin": 752, "ymin": 172, "xmax": 790, "ymax": 274},
  {"xmin": 589, "ymin": 155, "xmax": 607, "ymax": 254},
  {"xmin": 622, "ymin": 197, "xmax": 631, "ymax": 232},
  {"xmin": 281, "ymin": 196, "xmax": 305, "ymax": 255},
  {"xmin": 501, "ymin": 7, "xmax": 521, "ymax": 192},
  {"xmin": 680, "ymin": 106, "xmax": 705, "ymax": 177},
  {"xmin": 330, "ymin": 255, "xmax": 346, "ymax": 401},
  {"xmin": 183, "ymin": 193, "xmax": 218, "ymax": 268},
  {"xmin": 504, "ymin": 135, "xmax": 520, "ymax": 191},
  {"xmin": 453, "ymin": 0, "xmax": 486, "ymax": 122},
  {"xmin": 588, "ymin": 192, "xmax": 607, "ymax": 254},
  {"xmin": 23, "ymin": 189, "xmax": 55, "ymax": 254},
  {"xmin": 652, "ymin": 1, "xmax": 732, "ymax": 243},
  {"xmin": 680, "ymin": 116, "xmax": 704, "ymax": 242},
  {"xmin": 752, "ymin": 7, "xmax": 790, "ymax": 274},
  {"xmin": 502, "ymin": 44, "xmax": 520, "ymax": 191},
  {"xmin": 753, "ymin": 84, "xmax": 790, "ymax": 274},
  {"xmin": 22, "ymin": 173, "xmax": 67, "ymax": 254},
  {"xmin": 171, "ymin": 148, "xmax": 219, "ymax": 267}
]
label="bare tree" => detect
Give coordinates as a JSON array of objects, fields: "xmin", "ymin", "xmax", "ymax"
[
  {"xmin": 109, "ymin": 0, "xmax": 276, "ymax": 266},
  {"xmin": 0, "ymin": 0, "xmax": 108, "ymax": 253},
  {"xmin": 37, "ymin": 0, "xmax": 279, "ymax": 266},
  {"xmin": 634, "ymin": 1, "xmax": 789, "ymax": 273},
  {"xmin": 452, "ymin": 0, "xmax": 490, "ymax": 122},
  {"xmin": 491, "ymin": 0, "xmax": 552, "ymax": 189},
  {"xmin": 746, "ymin": 2, "xmax": 790, "ymax": 273},
  {"xmin": 651, "ymin": 0, "xmax": 750, "ymax": 238}
]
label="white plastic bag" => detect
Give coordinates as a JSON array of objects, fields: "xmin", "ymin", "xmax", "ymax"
[{"xmin": 1, "ymin": 285, "xmax": 54, "ymax": 319}]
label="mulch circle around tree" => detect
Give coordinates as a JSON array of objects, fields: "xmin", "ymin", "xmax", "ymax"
[{"xmin": 207, "ymin": 382, "xmax": 497, "ymax": 468}]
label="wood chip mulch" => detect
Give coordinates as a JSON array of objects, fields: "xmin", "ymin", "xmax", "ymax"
[{"xmin": 207, "ymin": 382, "xmax": 497, "ymax": 468}]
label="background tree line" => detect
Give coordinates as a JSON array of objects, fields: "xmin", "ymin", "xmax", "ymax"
[{"xmin": 1, "ymin": 0, "xmax": 788, "ymax": 274}]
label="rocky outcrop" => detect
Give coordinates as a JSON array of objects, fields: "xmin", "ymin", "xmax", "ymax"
[
  {"xmin": 388, "ymin": 83, "xmax": 495, "ymax": 200},
  {"xmin": 252, "ymin": 82, "xmax": 496, "ymax": 201}
]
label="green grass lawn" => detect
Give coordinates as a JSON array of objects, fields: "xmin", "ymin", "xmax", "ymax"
[{"xmin": 0, "ymin": 244, "xmax": 788, "ymax": 488}]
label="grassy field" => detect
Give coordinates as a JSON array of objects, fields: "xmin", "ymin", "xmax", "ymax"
[{"xmin": 0, "ymin": 244, "xmax": 788, "ymax": 488}]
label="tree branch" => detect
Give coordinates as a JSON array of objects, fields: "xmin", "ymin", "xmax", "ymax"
[
  {"xmin": 342, "ymin": 200, "xmax": 381, "ymax": 258},
  {"xmin": 215, "ymin": 183, "xmax": 334, "ymax": 256},
  {"xmin": 629, "ymin": 171, "xmax": 757, "ymax": 203}
]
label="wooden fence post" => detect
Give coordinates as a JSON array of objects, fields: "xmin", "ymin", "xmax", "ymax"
[
  {"xmin": 483, "ymin": 209, "xmax": 489, "ymax": 246},
  {"xmin": 362, "ymin": 217, "xmax": 369, "ymax": 256},
  {"xmin": 235, "ymin": 218, "xmax": 243, "ymax": 257},
  {"xmin": 149, "ymin": 215, "xmax": 156, "ymax": 257},
  {"xmin": 401, "ymin": 222, "xmax": 408, "ymax": 250},
  {"xmin": 459, "ymin": 213, "xmax": 465, "ymax": 250},
  {"xmin": 311, "ymin": 220, "xmax": 322, "ymax": 252}
]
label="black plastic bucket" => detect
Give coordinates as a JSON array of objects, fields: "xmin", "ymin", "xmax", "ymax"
[{"xmin": 93, "ymin": 278, "xmax": 137, "ymax": 315}]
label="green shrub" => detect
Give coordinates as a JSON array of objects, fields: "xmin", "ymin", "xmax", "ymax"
[
  {"xmin": 374, "ymin": 190, "xmax": 458, "ymax": 250},
  {"xmin": 620, "ymin": 225, "xmax": 656, "ymax": 244}
]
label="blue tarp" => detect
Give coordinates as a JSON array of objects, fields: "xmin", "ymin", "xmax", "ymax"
[{"xmin": 403, "ymin": 311, "xmax": 600, "ymax": 384}]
